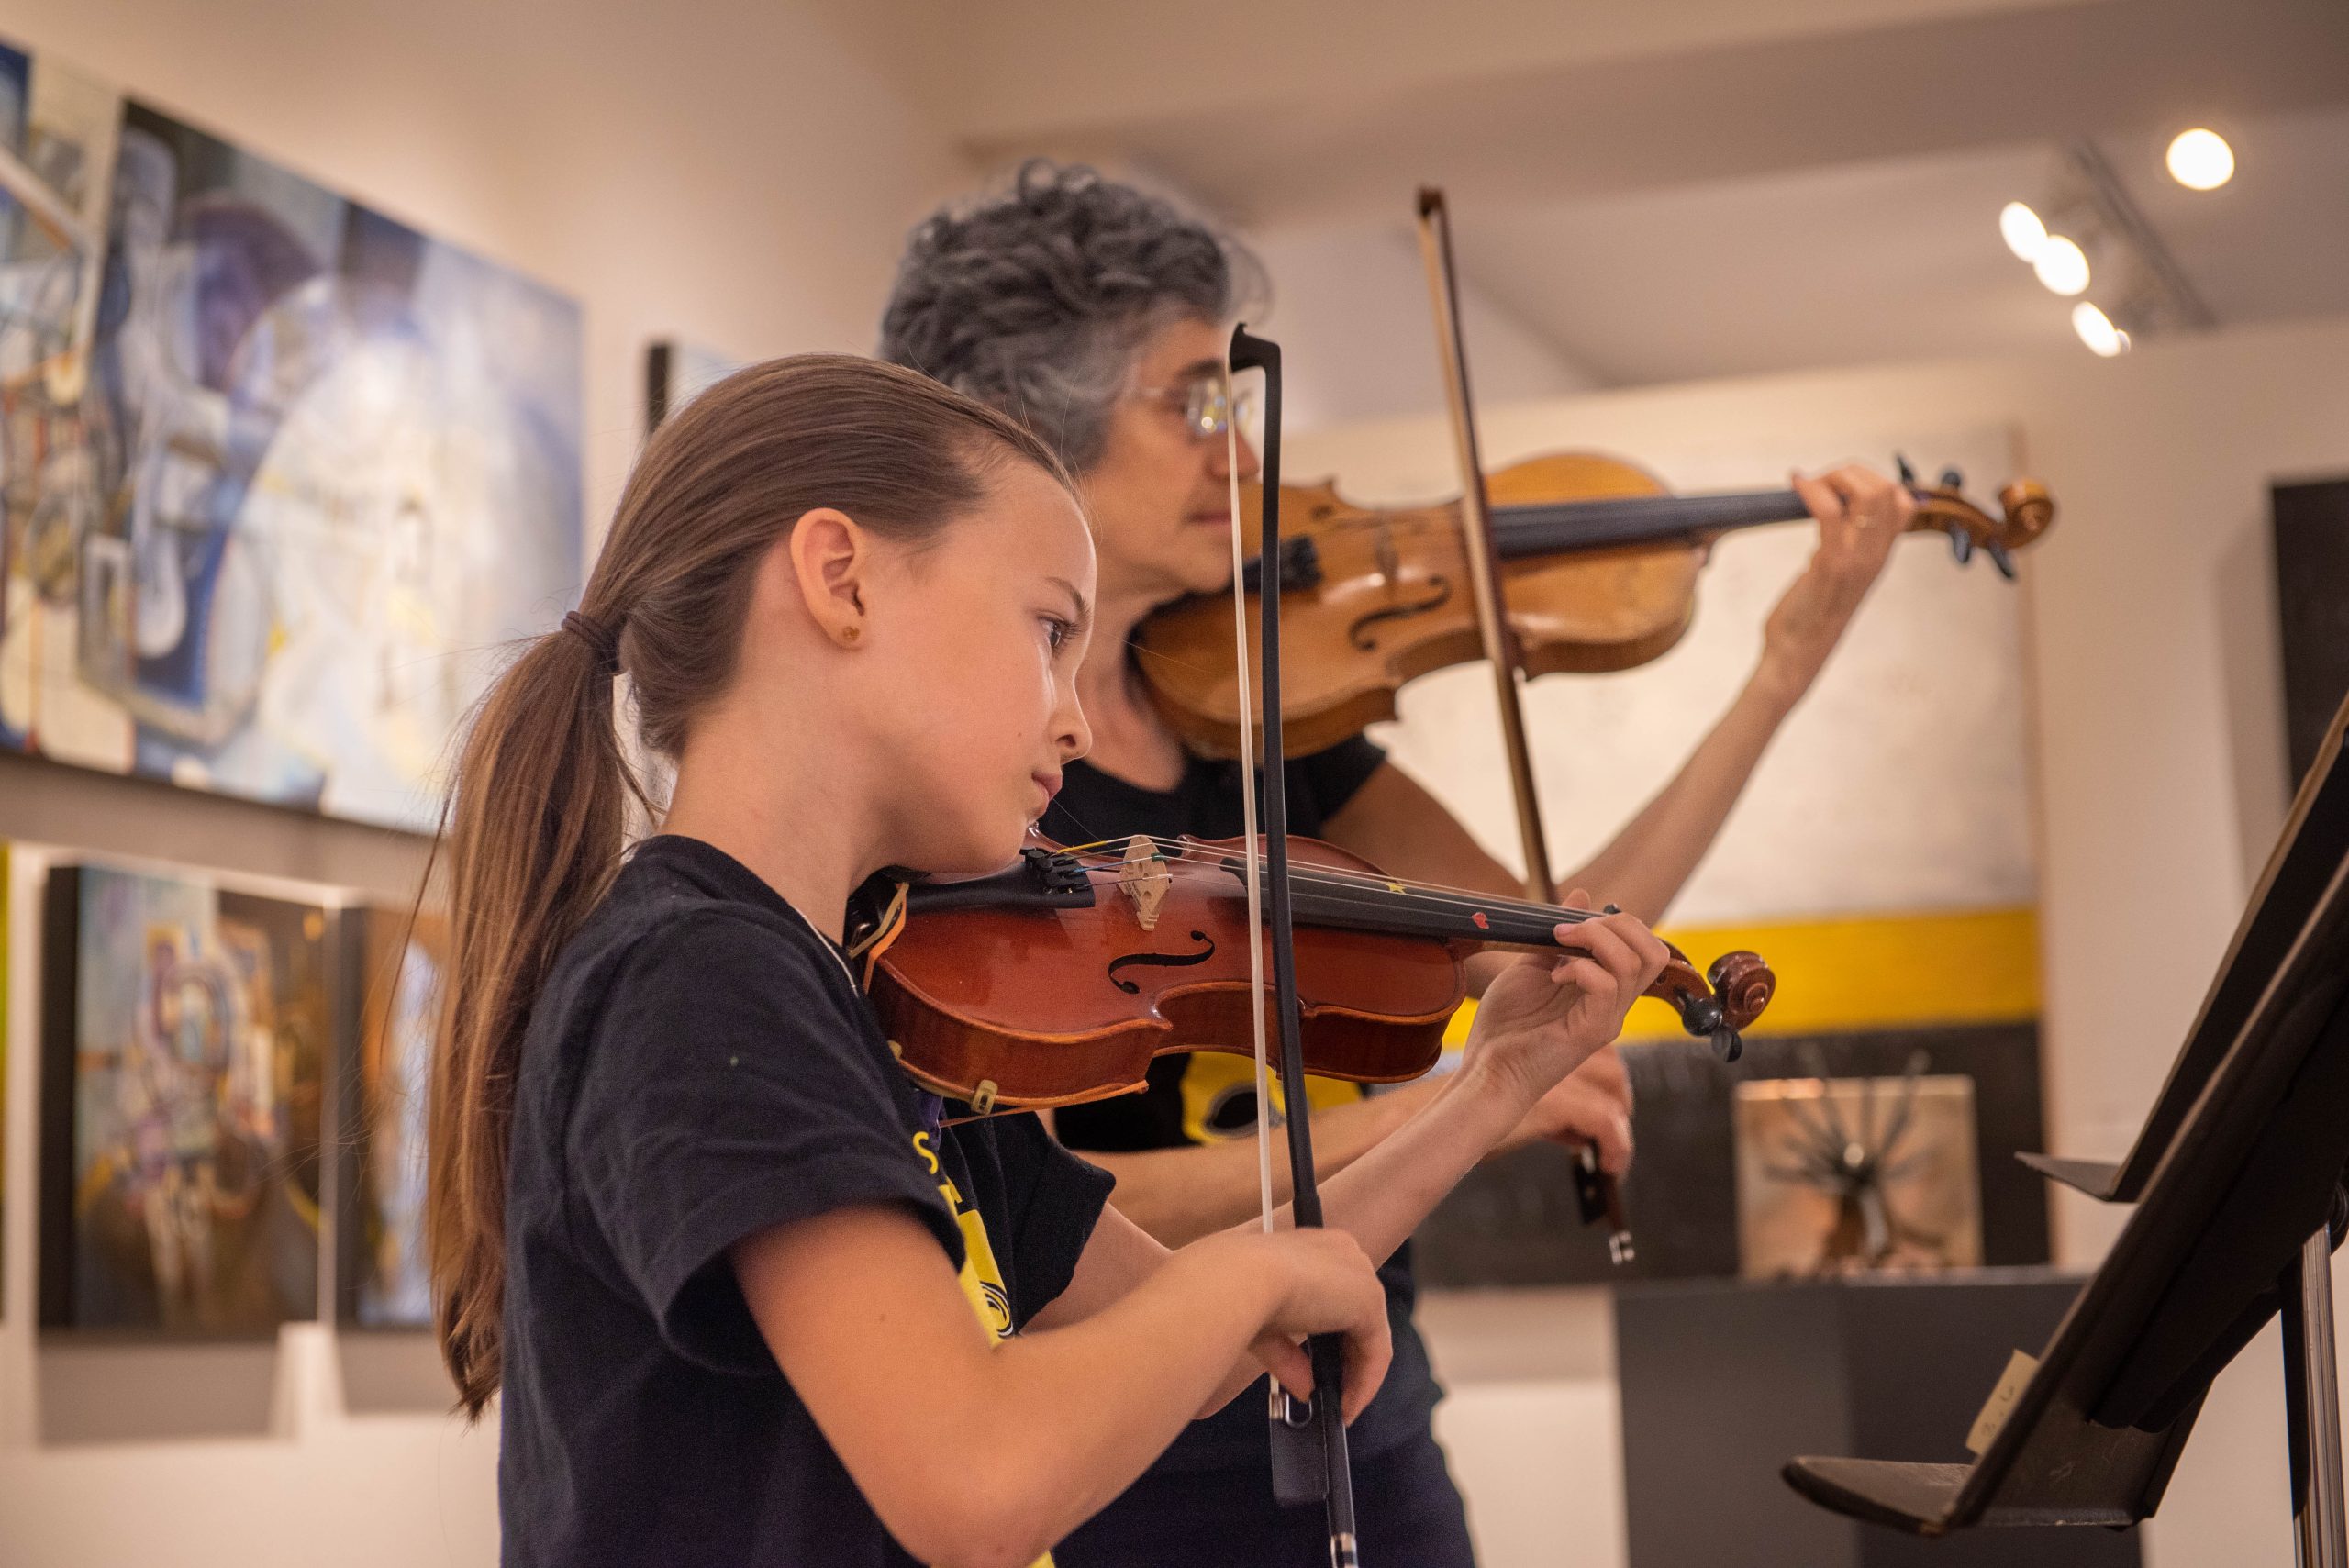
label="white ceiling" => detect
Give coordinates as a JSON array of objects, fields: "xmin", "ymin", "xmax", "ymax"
[
  {"xmin": 1449, "ymin": 143, "xmax": 2077, "ymax": 387},
  {"xmin": 1442, "ymin": 101, "xmax": 2349, "ymax": 386},
  {"xmin": 809, "ymin": 0, "xmax": 2349, "ymax": 398}
]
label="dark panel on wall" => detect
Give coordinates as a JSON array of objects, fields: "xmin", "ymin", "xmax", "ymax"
[
  {"xmin": 2274, "ymin": 477, "xmax": 2349, "ymax": 787},
  {"xmin": 1412, "ymin": 1023, "xmax": 2050, "ymax": 1286}
]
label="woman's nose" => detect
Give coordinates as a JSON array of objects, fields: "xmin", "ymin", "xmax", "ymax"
[{"xmin": 1211, "ymin": 430, "xmax": 1262, "ymax": 482}]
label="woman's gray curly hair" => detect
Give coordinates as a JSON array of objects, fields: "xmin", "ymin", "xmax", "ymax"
[{"xmin": 879, "ymin": 161, "xmax": 1264, "ymax": 473}]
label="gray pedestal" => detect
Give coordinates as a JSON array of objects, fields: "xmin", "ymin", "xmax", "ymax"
[{"xmin": 1615, "ymin": 1270, "xmax": 2141, "ymax": 1567}]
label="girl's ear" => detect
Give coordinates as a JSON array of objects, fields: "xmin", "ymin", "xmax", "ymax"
[{"xmin": 784, "ymin": 507, "xmax": 872, "ymax": 648}]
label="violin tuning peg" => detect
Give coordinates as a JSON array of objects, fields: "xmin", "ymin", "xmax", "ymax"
[
  {"xmin": 1987, "ymin": 541, "xmax": 2017, "ymax": 581},
  {"xmin": 1894, "ymin": 452, "xmax": 1918, "ymax": 486},
  {"xmin": 1940, "ymin": 467, "xmax": 1965, "ymax": 490},
  {"xmin": 1949, "ymin": 529, "xmax": 1976, "ymax": 566}
]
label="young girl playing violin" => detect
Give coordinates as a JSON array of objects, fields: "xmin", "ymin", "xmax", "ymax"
[{"xmin": 424, "ymin": 353, "xmax": 1670, "ymax": 1567}]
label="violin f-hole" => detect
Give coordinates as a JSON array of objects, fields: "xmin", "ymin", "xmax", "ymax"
[
  {"xmin": 1106, "ymin": 930, "xmax": 1219, "ymax": 994},
  {"xmin": 1347, "ymin": 575, "xmax": 1452, "ymax": 651}
]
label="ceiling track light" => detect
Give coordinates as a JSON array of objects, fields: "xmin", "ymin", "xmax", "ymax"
[
  {"xmin": 2065, "ymin": 140, "xmax": 2216, "ymax": 331},
  {"xmin": 2166, "ymin": 128, "xmax": 2234, "ymax": 191},
  {"xmin": 2072, "ymin": 301, "xmax": 2129, "ymax": 357},
  {"xmin": 2032, "ymin": 234, "xmax": 2090, "ymax": 296},
  {"xmin": 2000, "ymin": 201, "xmax": 2047, "ymax": 261},
  {"xmin": 1998, "ymin": 140, "xmax": 2218, "ymax": 354}
]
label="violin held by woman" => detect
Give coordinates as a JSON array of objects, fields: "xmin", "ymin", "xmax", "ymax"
[{"xmin": 1137, "ymin": 456, "xmax": 2056, "ymax": 758}]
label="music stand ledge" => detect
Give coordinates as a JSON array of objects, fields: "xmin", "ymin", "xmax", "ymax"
[{"xmin": 1783, "ymin": 784, "xmax": 2349, "ymax": 1563}]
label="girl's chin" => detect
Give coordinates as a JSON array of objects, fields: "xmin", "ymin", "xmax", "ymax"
[{"xmin": 943, "ymin": 819, "xmax": 1039, "ymax": 874}]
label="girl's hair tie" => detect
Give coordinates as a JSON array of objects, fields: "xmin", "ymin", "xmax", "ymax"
[{"xmin": 562, "ymin": 609, "xmax": 622, "ymax": 676}]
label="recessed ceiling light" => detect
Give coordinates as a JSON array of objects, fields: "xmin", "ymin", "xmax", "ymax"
[
  {"xmin": 2166, "ymin": 128, "xmax": 2234, "ymax": 191},
  {"xmin": 2033, "ymin": 235, "xmax": 2090, "ymax": 296},
  {"xmin": 1999, "ymin": 201, "xmax": 2047, "ymax": 261},
  {"xmin": 2073, "ymin": 301, "xmax": 2129, "ymax": 357}
]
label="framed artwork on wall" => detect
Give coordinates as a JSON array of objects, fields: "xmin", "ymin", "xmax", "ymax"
[
  {"xmin": 1731, "ymin": 1070, "xmax": 1984, "ymax": 1278},
  {"xmin": 39, "ymin": 862, "xmax": 329, "ymax": 1334},
  {"xmin": 645, "ymin": 339, "xmax": 741, "ymax": 435},
  {"xmin": 337, "ymin": 905, "xmax": 442, "ymax": 1329},
  {"xmin": 0, "ymin": 35, "xmax": 584, "ymax": 831}
]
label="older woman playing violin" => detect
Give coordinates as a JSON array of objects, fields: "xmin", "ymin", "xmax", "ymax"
[{"xmin": 881, "ymin": 160, "xmax": 1908, "ymax": 1567}]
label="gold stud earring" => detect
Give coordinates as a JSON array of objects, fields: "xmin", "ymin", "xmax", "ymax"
[{"xmin": 841, "ymin": 624, "xmax": 862, "ymax": 644}]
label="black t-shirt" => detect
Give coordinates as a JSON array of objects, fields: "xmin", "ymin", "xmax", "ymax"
[
  {"xmin": 498, "ymin": 834, "xmax": 1115, "ymax": 1567},
  {"xmin": 1041, "ymin": 738, "xmax": 1449, "ymax": 1470}
]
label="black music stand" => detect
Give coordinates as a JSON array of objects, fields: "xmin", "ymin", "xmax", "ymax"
[{"xmin": 1782, "ymin": 694, "xmax": 2349, "ymax": 1564}]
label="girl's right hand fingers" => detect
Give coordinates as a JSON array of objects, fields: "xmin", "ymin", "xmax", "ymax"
[
  {"xmin": 1339, "ymin": 1303, "xmax": 1393, "ymax": 1425},
  {"xmin": 1258, "ymin": 1229, "xmax": 1394, "ymax": 1423},
  {"xmin": 1251, "ymin": 1329, "xmax": 1315, "ymax": 1405}
]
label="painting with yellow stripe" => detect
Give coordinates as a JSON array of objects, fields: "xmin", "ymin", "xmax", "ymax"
[
  {"xmin": 38, "ymin": 864, "xmax": 328, "ymax": 1333},
  {"xmin": 1353, "ymin": 423, "xmax": 2053, "ymax": 1284}
]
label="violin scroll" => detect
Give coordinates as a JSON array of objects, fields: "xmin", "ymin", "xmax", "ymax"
[
  {"xmin": 1906, "ymin": 471, "xmax": 2057, "ymax": 565},
  {"xmin": 1642, "ymin": 942, "xmax": 1774, "ymax": 1062},
  {"xmin": 1995, "ymin": 479, "xmax": 2055, "ymax": 549}
]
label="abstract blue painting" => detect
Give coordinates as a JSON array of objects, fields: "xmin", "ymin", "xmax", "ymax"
[{"xmin": 1, "ymin": 42, "xmax": 582, "ymax": 829}]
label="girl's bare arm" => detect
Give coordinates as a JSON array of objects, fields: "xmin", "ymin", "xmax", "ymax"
[{"xmin": 732, "ymin": 1206, "xmax": 1387, "ymax": 1568}]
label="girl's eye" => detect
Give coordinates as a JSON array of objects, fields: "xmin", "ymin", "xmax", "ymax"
[{"xmin": 1042, "ymin": 617, "xmax": 1074, "ymax": 652}]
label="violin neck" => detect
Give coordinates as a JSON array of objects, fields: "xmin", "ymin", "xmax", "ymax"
[
  {"xmin": 1491, "ymin": 489, "xmax": 1807, "ymax": 557},
  {"xmin": 1278, "ymin": 867, "xmax": 1576, "ymax": 950}
]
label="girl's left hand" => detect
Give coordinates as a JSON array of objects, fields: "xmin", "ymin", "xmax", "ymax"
[
  {"xmin": 1758, "ymin": 463, "xmax": 1913, "ymax": 704},
  {"xmin": 1461, "ymin": 894, "xmax": 1669, "ymax": 1112}
]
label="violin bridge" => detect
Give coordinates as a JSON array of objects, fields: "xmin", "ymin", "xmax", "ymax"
[{"xmin": 1118, "ymin": 834, "xmax": 1173, "ymax": 930}]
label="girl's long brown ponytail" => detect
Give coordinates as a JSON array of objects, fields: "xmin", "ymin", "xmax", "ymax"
[{"xmin": 427, "ymin": 354, "xmax": 1070, "ymax": 1417}]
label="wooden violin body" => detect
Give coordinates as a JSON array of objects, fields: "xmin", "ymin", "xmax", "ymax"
[
  {"xmin": 1134, "ymin": 454, "xmax": 2056, "ymax": 760},
  {"xmin": 867, "ymin": 832, "xmax": 1774, "ymax": 1111}
]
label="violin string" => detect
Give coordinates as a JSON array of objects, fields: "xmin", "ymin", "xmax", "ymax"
[
  {"xmin": 1242, "ymin": 482, "xmax": 1973, "ymax": 559},
  {"xmin": 1150, "ymin": 855, "xmax": 1598, "ymax": 928},
  {"xmin": 1063, "ymin": 834, "xmax": 1609, "ymax": 928},
  {"xmin": 1055, "ymin": 838, "xmax": 1711, "ymax": 1006},
  {"xmin": 1070, "ymin": 840, "xmax": 1601, "ymax": 926},
  {"xmin": 1268, "ymin": 494, "xmax": 1726, "ymax": 553}
]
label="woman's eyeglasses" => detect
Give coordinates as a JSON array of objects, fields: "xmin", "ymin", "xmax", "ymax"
[{"xmin": 1134, "ymin": 373, "xmax": 1254, "ymax": 443}]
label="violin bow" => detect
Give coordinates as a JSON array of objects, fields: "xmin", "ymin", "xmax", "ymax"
[
  {"xmin": 1225, "ymin": 325, "xmax": 1360, "ymax": 1566},
  {"xmin": 1415, "ymin": 188, "xmax": 1634, "ymax": 1262}
]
